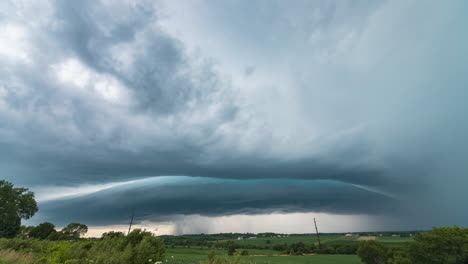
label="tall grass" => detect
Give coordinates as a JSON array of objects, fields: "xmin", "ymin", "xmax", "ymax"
[{"xmin": 0, "ymin": 249, "xmax": 37, "ymax": 264}]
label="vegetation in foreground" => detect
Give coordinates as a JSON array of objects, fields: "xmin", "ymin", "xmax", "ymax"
[{"xmin": 0, "ymin": 229, "xmax": 165, "ymax": 264}]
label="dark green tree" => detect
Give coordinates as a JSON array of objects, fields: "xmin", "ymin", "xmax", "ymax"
[
  {"xmin": 357, "ymin": 240, "xmax": 388, "ymax": 264},
  {"xmin": 133, "ymin": 236, "xmax": 166, "ymax": 264},
  {"xmin": 387, "ymin": 249, "xmax": 412, "ymax": 264},
  {"xmin": 102, "ymin": 231, "xmax": 125, "ymax": 240},
  {"xmin": 126, "ymin": 229, "xmax": 154, "ymax": 246},
  {"xmin": 61, "ymin": 222, "xmax": 88, "ymax": 240},
  {"xmin": 29, "ymin": 222, "xmax": 56, "ymax": 239},
  {"xmin": 227, "ymin": 242, "xmax": 236, "ymax": 256},
  {"xmin": 407, "ymin": 226, "xmax": 468, "ymax": 264},
  {"xmin": 0, "ymin": 180, "xmax": 38, "ymax": 238}
]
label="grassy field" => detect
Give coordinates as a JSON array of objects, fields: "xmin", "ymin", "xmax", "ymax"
[
  {"xmin": 160, "ymin": 234, "xmax": 413, "ymax": 263},
  {"xmin": 166, "ymin": 247, "xmax": 361, "ymax": 264},
  {"xmin": 238, "ymin": 255, "xmax": 361, "ymax": 264},
  {"xmin": 221, "ymin": 234, "xmax": 413, "ymax": 247},
  {"xmin": 223, "ymin": 235, "xmax": 342, "ymax": 246}
]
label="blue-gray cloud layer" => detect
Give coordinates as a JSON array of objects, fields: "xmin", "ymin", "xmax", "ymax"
[
  {"xmin": 1, "ymin": 0, "xmax": 468, "ymax": 229},
  {"xmin": 35, "ymin": 177, "xmax": 394, "ymax": 226}
]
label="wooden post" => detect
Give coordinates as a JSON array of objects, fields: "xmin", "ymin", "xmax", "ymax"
[
  {"xmin": 314, "ymin": 218, "xmax": 321, "ymax": 249},
  {"xmin": 128, "ymin": 212, "xmax": 134, "ymax": 235}
]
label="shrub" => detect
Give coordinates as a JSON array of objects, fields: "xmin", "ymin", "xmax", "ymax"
[
  {"xmin": 0, "ymin": 229, "xmax": 165, "ymax": 264},
  {"xmin": 357, "ymin": 240, "xmax": 387, "ymax": 264}
]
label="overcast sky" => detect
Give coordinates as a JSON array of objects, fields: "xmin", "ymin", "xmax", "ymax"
[{"xmin": 1, "ymin": 0, "xmax": 467, "ymax": 235}]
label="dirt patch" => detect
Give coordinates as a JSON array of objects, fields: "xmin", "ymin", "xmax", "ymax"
[{"xmin": 358, "ymin": 236, "xmax": 376, "ymax": 241}]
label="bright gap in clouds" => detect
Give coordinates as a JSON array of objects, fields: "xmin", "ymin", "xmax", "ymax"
[
  {"xmin": 34, "ymin": 179, "xmax": 148, "ymax": 202},
  {"xmin": 83, "ymin": 213, "xmax": 377, "ymax": 237}
]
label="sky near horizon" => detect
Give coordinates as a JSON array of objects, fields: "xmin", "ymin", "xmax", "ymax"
[{"xmin": 1, "ymin": 0, "xmax": 467, "ymax": 235}]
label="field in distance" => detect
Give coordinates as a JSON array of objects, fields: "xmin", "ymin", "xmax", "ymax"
[
  {"xmin": 166, "ymin": 247, "xmax": 361, "ymax": 264},
  {"xmin": 162, "ymin": 232, "xmax": 416, "ymax": 264},
  {"xmin": 173, "ymin": 233, "xmax": 415, "ymax": 247}
]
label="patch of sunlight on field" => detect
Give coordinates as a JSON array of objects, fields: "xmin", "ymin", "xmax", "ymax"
[{"xmin": 357, "ymin": 236, "xmax": 376, "ymax": 241}]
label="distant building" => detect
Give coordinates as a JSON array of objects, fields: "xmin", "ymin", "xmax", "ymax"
[
  {"xmin": 237, "ymin": 237, "xmax": 243, "ymax": 240},
  {"xmin": 391, "ymin": 234, "xmax": 400, "ymax": 237},
  {"xmin": 248, "ymin": 237, "xmax": 256, "ymax": 239}
]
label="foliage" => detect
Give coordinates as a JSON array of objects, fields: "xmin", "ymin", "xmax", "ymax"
[
  {"xmin": 0, "ymin": 229, "xmax": 165, "ymax": 264},
  {"xmin": 29, "ymin": 223, "xmax": 56, "ymax": 240},
  {"xmin": 132, "ymin": 236, "xmax": 166, "ymax": 264},
  {"xmin": 101, "ymin": 231, "xmax": 125, "ymax": 240},
  {"xmin": 356, "ymin": 240, "xmax": 387, "ymax": 264},
  {"xmin": 407, "ymin": 226, "xmax": 467, "ymax": 264},
  {"xmin": 0, "ymin": 180, "xmax": 38, "ymax": 238},
  {"xmin": 227, "ymin": 242, "xmax": 236, "ymax": 256},
  {"xmin": 387, "ymin": 249, "xmax": 411, "ymax": 264},
  {"xmin": 60, "ymin": 223, "xmax": 88, "ymax": 240}
]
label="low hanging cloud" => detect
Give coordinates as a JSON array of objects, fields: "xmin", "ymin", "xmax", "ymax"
[
  {"xmin": 1, "ymin": 0, "xmax": 468, "ymax": 231},
  {"xmin": 34, "ymin": 176, "xmax": 395, "ymax": 226}
]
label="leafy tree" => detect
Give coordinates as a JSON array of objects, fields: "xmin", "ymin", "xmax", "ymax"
[
  {"xmin": 29, "ymin": 222, "xmax": 56, "ymax": 239},
  {"xmin": 387, "ymin": 251, "xmax": 412, "ymax": 264},
  {"xmin": 357, "ymin": 240, "xmax": 388, "ymax": 264},
  {"xmin": 61, "ymin": 223, "xmax": 88, "ymax": 240},
  {"xmin": 47, "ymin": 230, "xmax": 65, "ymax": 241},
  {"xmin": 387, "ymin": 248, "xmax": 411, "ymax": 264},
  {"xmin": 407, "ymin": 226, "xmax": 468, "ymax": 264},
  {"xmin": 17, "ymin": 225, "xmax": 35, "ymax": 239},
  {"xmin": 227, "ymin": 242, "xmax": 236, "ymax": 256},
  {"xmin": 133, "ymin": 236, "xmax": 165, "ymax": 264},
  {"xmin": 0, "ymin": 180, "xmax": 38, "ymax": 238},
  {"xmin": 102, "ymin": 231, "xmax": 125, "ymax": 240},
  {"xmin": 125, "ymin": 229, "xmax": 154, "ymax": 246}
]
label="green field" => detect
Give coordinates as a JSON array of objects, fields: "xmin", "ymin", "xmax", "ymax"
[
  {"xmin": 162, "ymin": 233, "xmax": 413, "ymax": 263},
  {"xmin": 238, "ymin": 255, "xmax": 361, "ymax": 264},
  {"xmin": 221, "ymin": 234, "xmax": 412, "ymax": 246},
  {"xmin": 222, "ymin": 235, "xmax": 342, "ymax": 246},
  {"xmin": 166, "ymin": 247, "xmax": 360, "ymax": 264}
]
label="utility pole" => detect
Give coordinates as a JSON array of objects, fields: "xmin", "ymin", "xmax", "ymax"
[
  {"xmin": 314, "ymin": 218, "xmax": 321, "ymax": 249},
  {"xmin": 128, "ymin": 211, "xmax": 134, "ymax": 235}
]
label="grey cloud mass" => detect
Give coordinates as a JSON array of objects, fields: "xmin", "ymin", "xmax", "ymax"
[
  {"xmin": 1, "ymin": 0, "xmax": 468, "ymax": 231},
  {"xmin": 34, "ymin": 177, "xmax": 395, "ymax": 226}
]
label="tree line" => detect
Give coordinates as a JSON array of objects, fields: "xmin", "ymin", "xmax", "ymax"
[{"xmin": 357, "ymin": 226, "xmax": 467, "ymax": 264}]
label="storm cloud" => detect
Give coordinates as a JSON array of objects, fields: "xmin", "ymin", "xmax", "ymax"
[
  {"xmin": 1, "ymin": 0, "xmax": 467, "ymax": 232},
  {"xmin": 35, "ymin": 176, "xmax": 395, "ymax": 226}
]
